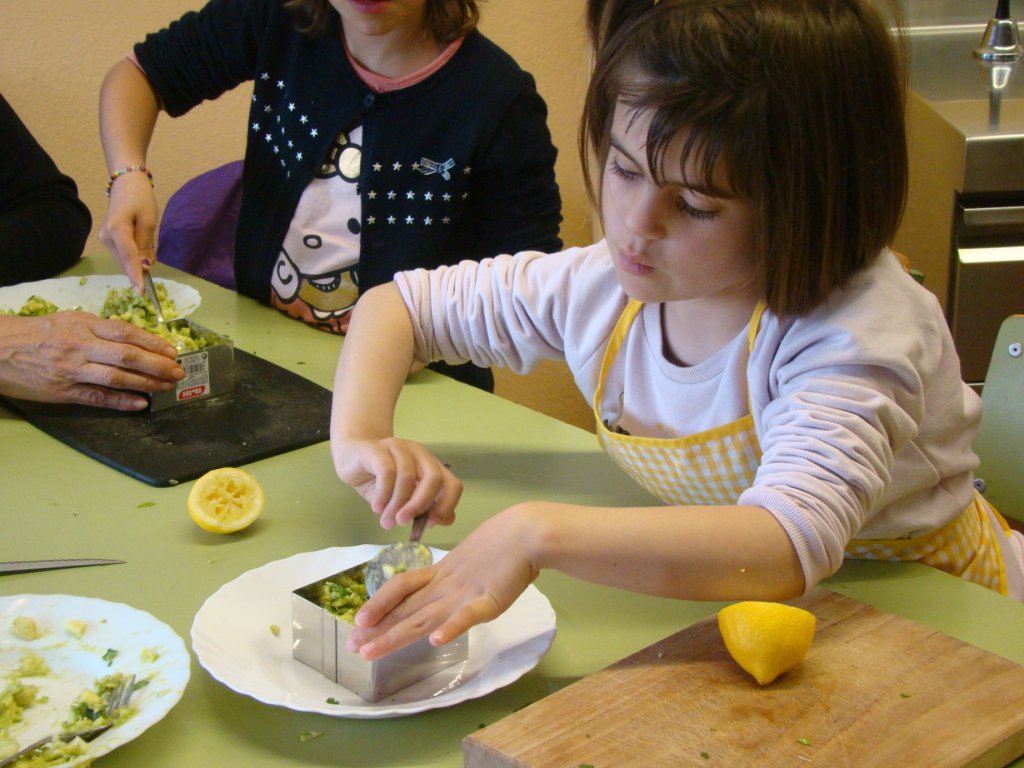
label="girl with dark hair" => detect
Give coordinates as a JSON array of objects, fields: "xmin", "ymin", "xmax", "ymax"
[
  {"xmin": 97, "ymin": 0, "xmax": 562, "ymax": 391},
  {"xmin": 330, "ymin": 0, "xmax": 1024, "ymax": 661}
]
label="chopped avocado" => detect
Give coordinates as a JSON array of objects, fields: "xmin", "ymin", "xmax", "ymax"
[{"xmin": 11, "ymin": 616, "xmax": 42, "ymax": 641}]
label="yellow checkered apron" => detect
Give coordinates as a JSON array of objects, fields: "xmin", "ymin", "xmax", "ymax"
[
  {"xmin": 593, "ymin": 299, "xmax": 1011, "ymax": 595},
  {"xmin": 593, "ymin": 300, "xmax": 765, "ymax": 506},
  {"xmin": 845, "ymin": 493, "xmax": 1010, "ymax": 594}
]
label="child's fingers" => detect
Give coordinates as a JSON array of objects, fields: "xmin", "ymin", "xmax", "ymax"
[
  {"xmin": 429, "ymin": 597, "xmax": 500, "ymax": 647},
  {"xmin": 384, "ymin": 445, "xmax": 456, "ymax": 527},
  {"xmin": 382, "ymin": 447, "xmax": 422, "ymax": 520},
  {"xmin": 354, "ymin": 447, "xmax": 397, "ymax": 518},
  {"xmin": 393, "ymin": 467, "xmax": 453, "ymax": 526},
  {"xmin": 426, "ymin": 472, "xmax": 462, "ymax": 527},
  {"xmin": 349, "ymin": 568, "xmax": 435, "ymax": 642}
]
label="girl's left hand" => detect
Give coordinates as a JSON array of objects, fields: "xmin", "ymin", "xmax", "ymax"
[{"xmin": 346, "ymin": 506, "xmax": 540, "ymax": 660}]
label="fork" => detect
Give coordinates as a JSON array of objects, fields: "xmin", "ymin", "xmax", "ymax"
[{"xmin": 0, "ymin": 674, "xmax": 136, "ymax": 768}]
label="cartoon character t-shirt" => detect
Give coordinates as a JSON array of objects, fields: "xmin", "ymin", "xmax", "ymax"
[
  {"xmin": 270, "ymin": 126, "xmax": 362, "ymax": 333},
  {"xmin": 269, "ymin": 36, "xmax": 463, "ymax": 334}
]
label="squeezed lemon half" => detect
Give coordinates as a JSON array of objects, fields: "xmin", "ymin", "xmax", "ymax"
[
  {"xmin": 188, "ymin": 467, "xmax": 265, "ymax": 533},
  {"xmin": 718, "ymin": 601, "xmax": 816, "ymax": 685}
]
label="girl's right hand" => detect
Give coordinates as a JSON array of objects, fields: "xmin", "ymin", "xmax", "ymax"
[
  {"xmin": 98, "ymin": 171, "xmax": 159, "ymax": 292},
  {"xmin": 331, "ymin": 435, "xmax": 462, "ymax": 529}
]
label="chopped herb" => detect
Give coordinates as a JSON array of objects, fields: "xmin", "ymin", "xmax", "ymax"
[
  {"xmin": 269, "ymin": 625, "xmax": 281, "ymax": 637},
  {"xmin": 299, "ymin": 731, "xmax": 323, "ymax": 742},
  {"xmin": 797, "ymin": 737, "xmax": 813, "ymax": 747},
  {"xmin": 326, "ymin": 697, "xmax": 339, "ymax": 705},
  {"xmin": 700, "ymin": 752, "xmax": 711, "ymax": 760},
  {"xmin": 132, "ymin": 679, "xmax": 151, "ymax": 692},
  {"xmin": 477, "ymin": 723, "xmax": 486, "ymax": 729},
  {"xmin": 899, "ymin": 692, "xmax": 911, "ymax": 698},
  {"xmin": 136, "ymin": 501, "xmax": 156, "ymax": 508},
  {"xmin": 579, "ymin": 764, "xmax": 594, "ymax": 768},
  {"xmin": 101, "ymin": 649, "xmax": 118, "ymax": 666},
  {"xmin": 296, "ymin": 361, "xmax": 306, "ymax": 365}
]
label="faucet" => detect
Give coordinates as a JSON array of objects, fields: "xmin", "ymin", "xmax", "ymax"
[
  {"xmin": 974, "ymin": 0, "xmax": 1023, "ymax": 62},
  {"xmin": 974, "ymin": 0, "xmax": 1022, "ymax": 127}
]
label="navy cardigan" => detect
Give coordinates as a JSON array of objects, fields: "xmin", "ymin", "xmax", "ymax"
[{"xmin": 135, "ymin": 0, "xmax": 562, "ymax": 304}]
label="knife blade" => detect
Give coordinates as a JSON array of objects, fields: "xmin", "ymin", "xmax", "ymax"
[
  {"xmin": 0, "ymin": 559, "xmax": 125, "ymax": 575},
  {"xmin": 142, "ymin": 271, "xmax": 167, "ymax": 325}
]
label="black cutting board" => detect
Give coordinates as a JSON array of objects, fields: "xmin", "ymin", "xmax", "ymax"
[{"xmin": 3, "ymin": 350, "xmax": 331, "ymax": 486}]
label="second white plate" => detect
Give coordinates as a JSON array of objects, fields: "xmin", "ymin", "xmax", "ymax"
[
  {"xmin": 0, "ymin": 594, "xmax": 190, "ymax": 767},
  {"xmin": 191, "ymin": 545, "xmax": 557, "ymax": 719},
  {"xmin": 0, "ymin": 275, "xmax": 200, "ymax": 318}
]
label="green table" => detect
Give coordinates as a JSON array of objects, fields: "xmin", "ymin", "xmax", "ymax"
[{"xmin": 3, "ymin": 256, "xmax": 1023, "ymax": 767}]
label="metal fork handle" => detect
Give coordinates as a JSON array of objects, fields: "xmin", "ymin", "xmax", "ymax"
[
  {"xmin": 0, "ymin": 724, "xmax": 113, "ymax": 767},
  {"xmin": 410, "ymin": 511, "xmax": 429, "ymax": 544}
]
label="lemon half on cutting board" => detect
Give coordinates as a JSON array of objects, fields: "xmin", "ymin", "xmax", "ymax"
[
  {"xmin": 188, "ymin": 467, "xmax": 265, "ymax": 533},
  {"xmin": 718, "ymin": 601, "xmax": 816, "ymax": 685}
]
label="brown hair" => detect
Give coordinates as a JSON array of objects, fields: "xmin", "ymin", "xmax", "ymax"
[
  {"xmin": 580, "ymin": 0, "xmax": 908, "ymax": 317},
  {"xmin": 283, "ymin": 0, "xmax": 480, "ymax": 43}
]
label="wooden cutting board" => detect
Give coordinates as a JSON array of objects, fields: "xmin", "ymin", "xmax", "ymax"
[{"xmin": 464, "ymin": 589, "xmax": 1024, "ymax": 768}]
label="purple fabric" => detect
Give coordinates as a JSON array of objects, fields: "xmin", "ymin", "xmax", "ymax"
[{"xmin": 157, "ymin": 160, "xmax": 242, "ymax": 290}]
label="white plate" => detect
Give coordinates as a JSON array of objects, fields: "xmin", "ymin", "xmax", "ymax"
[
  {"xmin": 0, "ymin": 275, "xmax": 200, "ymax": 318},
  {"xmin": 0, "ymin": 594, "xmax": 190, "ymax": 766},
  {"xmin": 191, "ymin": 546, "xmax": 557, "ymax": 719}
]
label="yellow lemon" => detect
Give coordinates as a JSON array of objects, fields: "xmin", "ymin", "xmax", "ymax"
[
  {"xmin": 718, "ymin": 601, "xmax": 816, "ymax": 685},
  {"xmin": 187, "ymin": 467, "xmax": 264, "ymax": 533}
]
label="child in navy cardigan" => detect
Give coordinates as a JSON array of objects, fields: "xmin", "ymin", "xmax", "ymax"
[{"xmin": 98, "ymin": 0, "xmax": 562, "ymax": 390}]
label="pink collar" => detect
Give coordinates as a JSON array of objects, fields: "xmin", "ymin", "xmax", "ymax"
[{"xmin": 343, "ymin": 34, "xmax": 463, "ymax": 93}]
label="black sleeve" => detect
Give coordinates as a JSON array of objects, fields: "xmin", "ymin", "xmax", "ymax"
[
  {"xmin": 0, "ymin": 92, "xmax": 92, "ymax": 286},
  {"xmin": 132, "ymin": 0, "xmax": 272, "ymax": 117},
  {"xmin": 469, "ymin": 73, "xmax": 563, "ymax": 257}
]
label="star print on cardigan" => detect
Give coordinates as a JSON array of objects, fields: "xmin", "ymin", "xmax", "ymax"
[
  {"xmin": 250, "ymin": 71, "xmax": 324, "ymax": 177},
  {"xmin": 251, "ymin": 70, "xmax": 473, "ymax": 229},
  {"xmin": 362, "ymin": 152, "xmax": 472, "ymax": 228}
]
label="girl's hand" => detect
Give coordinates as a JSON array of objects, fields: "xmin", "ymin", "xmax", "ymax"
[
  {"xmin": 331, "ymin": 435, "xmax": 461, "ymax": 529},
  {"xmin": 346, "ymin": 506, "xmax": 540, "ymax": 660},
  {"xmin": 98, "ymin": 172, "xmax": 159, "ymax": 292}
]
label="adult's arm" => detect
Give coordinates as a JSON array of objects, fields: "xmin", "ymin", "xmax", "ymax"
[{"xmin": 0, "ymin": 93, "xmax": 92, "ymax": 286}]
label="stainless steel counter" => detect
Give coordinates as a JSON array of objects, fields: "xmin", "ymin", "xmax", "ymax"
[
  {"xmin": 893, "ymin": 3, "xmax": 1024, "ymax": 384},
  {"xmin": 905, "ymin": 21, "xmax": 1024, "ymax": 192}
]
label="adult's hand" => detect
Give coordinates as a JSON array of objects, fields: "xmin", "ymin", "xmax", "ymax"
[{"xmin": 0, "ymin": 311, "xmax": 184, "ymax": 410}]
